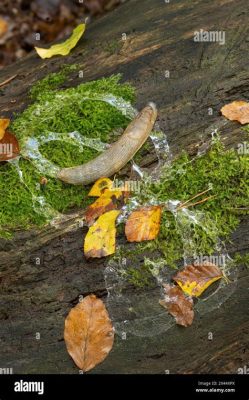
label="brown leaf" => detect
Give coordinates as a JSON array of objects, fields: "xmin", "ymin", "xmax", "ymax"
[
  {"xmin": 0, "ymin": 131, "xmax": 20, "ymax": 161},
  {"xmin": 125, "ymin": 205, "xmax": 162, "ymax": 242},
  {"xmin": 159, "ymin": 283, "xmax": 194, "ymax": 327},
  {"xmin": 84, "ymin": 189, "xmax": 128, "ymax": 226},
  {"xmin": 173, "ymin": 263, "xmax": 223, "ymax": 297},
  {"xmin": 64, "ymin": 294, "xmax": 114, "ymax": 372},
  {"xmin": 221, "ymin": 100, "xmax": 249, "ymax": 124}
]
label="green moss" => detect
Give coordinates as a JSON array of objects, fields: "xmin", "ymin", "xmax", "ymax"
[
  {"xmin": 104, "ymin": 40, "xmax": 123, "ymax": 55},
  {"xmin": 124, "ymin": 265, "xmax": 155, "ymax": 288},
  {"xmin": 0, "ymin": 70, "xmax": 136, "ymax": 235},
  {"xmin": 229, "ymin": 252, "xmax": 249, "ymax": 268},
  {"xmin": 120, "ymin": 137, "xmax": 249, "ymax": 286},
  {"xmin": 29, "ymin": 64, "xmax": 79, "ymax": 100}
]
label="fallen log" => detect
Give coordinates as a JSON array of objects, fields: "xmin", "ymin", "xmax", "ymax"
[{"xmin": 0, "ymin": 0, "xmax": 248, "ymax": 374}]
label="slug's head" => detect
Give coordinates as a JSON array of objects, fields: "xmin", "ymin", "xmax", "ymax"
[{"xmin": 147, "ymin": 102, "xmax": 157, "ymax": 114}]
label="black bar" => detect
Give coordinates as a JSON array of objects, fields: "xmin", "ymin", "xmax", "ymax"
[{"xmin": 0, "ymin": 374, "xmax": 248, "ymax": 399}]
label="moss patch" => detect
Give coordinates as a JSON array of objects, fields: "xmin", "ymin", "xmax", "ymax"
[
  {"xmin": 0, "ymin": 70, "xmax": 135, "ymax": 236},
  {"xmin": 120, "ymin": 137, "xmax": 249, "ymax": 286}
]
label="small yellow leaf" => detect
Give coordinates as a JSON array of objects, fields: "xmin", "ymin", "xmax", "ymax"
[
  {"xmin": 84, "ymin": 188, "xmax": 129, "ymax": 226},
  {"xmin": 173, "ymin": 263, "xmax": 223, "ymax": 297},
  {"xmin": 125, "ymin": 206, "xmax": 163, "ymax": 242},
  {"xmin": 88, "ymin": 177, "xmax": 113, "ymax": 197},
  {"xmin": 0, "ymin": 118, "xmax": 10, "ymax": 140},
  {"xmin": 64, "ymin": 294, "xmax": 114, "ymax": 372},
  {"xmin": 35, "ymin": 23, "xmax": 85, "ymax": 59},
  {"xmin": 84, "ymin": 210, "xmax": 120, "ymax": 258}
]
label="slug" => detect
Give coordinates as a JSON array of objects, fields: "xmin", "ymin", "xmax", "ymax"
[{"xmin": 57, "ymin": 102, "xmax": 158, "ymax": 185}]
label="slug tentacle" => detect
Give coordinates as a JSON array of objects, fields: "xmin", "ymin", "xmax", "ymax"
[{"xmin": 57, "ymin": 102, "xmax": 158, "ymax": 185}]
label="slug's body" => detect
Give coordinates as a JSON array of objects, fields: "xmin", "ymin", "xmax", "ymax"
[{"xmin": 57, "ymin": 102, "xmax": 158, "ymax": 185}]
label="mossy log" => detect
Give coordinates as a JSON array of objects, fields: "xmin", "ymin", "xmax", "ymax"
[{"xmin": 0, "ymin": 0, "xmax": 249, "ymax": 373}]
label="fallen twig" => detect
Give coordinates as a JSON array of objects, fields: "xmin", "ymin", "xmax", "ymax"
[
  {"xmin": 177, "ymin": 195, "xmax": 216, "ymax": 210},
  {"xmin": 0, "ymin": 74, "xmax": 17, "ymax": 88},
  {"xmin": 178, "ymin": 188, "xmax": 211, "ymax": 209}
]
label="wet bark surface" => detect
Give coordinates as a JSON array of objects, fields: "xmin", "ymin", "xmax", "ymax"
[{"xmin": 0, "ymin": 0, "xmax": 249, "ymax": 373}]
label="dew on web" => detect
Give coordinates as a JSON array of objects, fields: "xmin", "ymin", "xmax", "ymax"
[{"xmin": 104, "ymin": 259, "xmax": 175, "ymax": 337}]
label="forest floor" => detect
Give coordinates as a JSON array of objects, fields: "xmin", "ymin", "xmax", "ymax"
[{"xmin": 0, "ymin": 0, "xmax": 127, "ymax": 68}]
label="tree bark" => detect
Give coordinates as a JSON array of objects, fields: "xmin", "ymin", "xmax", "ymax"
[{"xmin": 0, "ymin": 0, "xmax": 249, "ymax": 374}]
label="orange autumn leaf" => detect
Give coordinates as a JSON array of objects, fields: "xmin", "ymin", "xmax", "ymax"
[
  {"xmin": 84, "ymin": 210, "xmax": 120, "ymax": 258},
  {"xmin": 64, "ymin": 294, "xmax": 114, "ymax": 372},
  {"xmin": 159, "ymin": 283, "xmax": 194, "ymax": 327},
  {"xmin": 0, "ymin": 118, "xmax": 10, "ymax": 140},
  {"xmin": 0, "ymin": 18, "xmax": 8, "ymax": 38},
  {"xmin": 173, "ymin": 263, "xmax": 223, "ymax": 297},
  {"xmin": 84, "ymin": 189, "xmax": 129, "ymax": 226},
  {"xmin": 88, "ymin": 177, "xmax": 113, "ymax": 197},
  {"xmin": 221, "ymin": 101, "xmax": 249, "ymax": 124},
  {"xmin": 0, "ymin": 130, "xmax": 20, "ymax": 161},
  {"xmin": 125, "ymin": 205, "xmax": 163, "ymax": 242}
]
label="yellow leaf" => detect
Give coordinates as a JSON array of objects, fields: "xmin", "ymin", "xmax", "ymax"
[
  {"xmin": 84, "ymin": 210, "xmax": 120, "ymax": 258},
  {"xmin": 84, "ymin": 188, "xmax": 129, "ymax": 226},
  {"xmin": 173, "ymin": 263, "xmax": 223, "ymax": 297},
  {"xmin": 35, "ymin": 23, "xmax": 85, "ymax": 59},
  {"xmin": 88, "ymin": 177, "xmax": 113, "ymax": 197},
  {"xmin": 125, "ymin": 206, "xmax": 163, "ymax": 242},
  {"xmin": 64, "ymin": 294, "xmax": 114, "ymax": 372},
  {"xmin": 0, "ymin": 118, "xmax": 10, "ymax": 140}
]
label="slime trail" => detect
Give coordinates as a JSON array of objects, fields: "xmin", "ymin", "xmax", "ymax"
[
  {"xmin": 21, "ymin": 93, "xmax": 137, "ymax": 178},
  {"xmin": 8, "ymin": 157, "xmax": 59, "ymax": 220},
  {"xmin": 104, "ymin": 168, "xmax": 238, "ymax": 338}
]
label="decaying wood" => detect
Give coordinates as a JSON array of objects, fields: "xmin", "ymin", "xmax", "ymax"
[{"xmin": 0, "ymin": 0, "xmax": 249, "ymax": 374}]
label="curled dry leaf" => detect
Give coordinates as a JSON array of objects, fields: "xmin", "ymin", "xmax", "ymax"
[
  {"xmin": 125, "ymin": 205, "xmax": 163, "ymax": 242},
  {"xmin": 88, "ymin": 177, "xmax": 113, "ymax": 197},
  {"xmin": 0, "ymin": 118, "xmax": 10, "ymax": 140},
  {"xmin": 0, "ymin": 131, "xmax": 20, "ymax": 161},
  {"xmin": 64, "ymin": 294, "xmax": 114, "ymax": 372},
  {"xmin": 84, "ymin": 210, "xmax": 120, "ymax": 258},
  {"xmin": 221, "ymin": 101, "xmax": 249, "ymax": 125},
  {"xmin": 35, "ymin": 23, "xmax": 85, "ymax": 59},
  {"xmin": 84, "ymin": 189, "xmax": 129, "ymax": 226},
  {"xmin": 159, "ymin": 284, "xmax": 194, "ymax": 327},
  {"xmin": 173, "ymin": 263, "xmax": 223, "ymax": 297}
]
